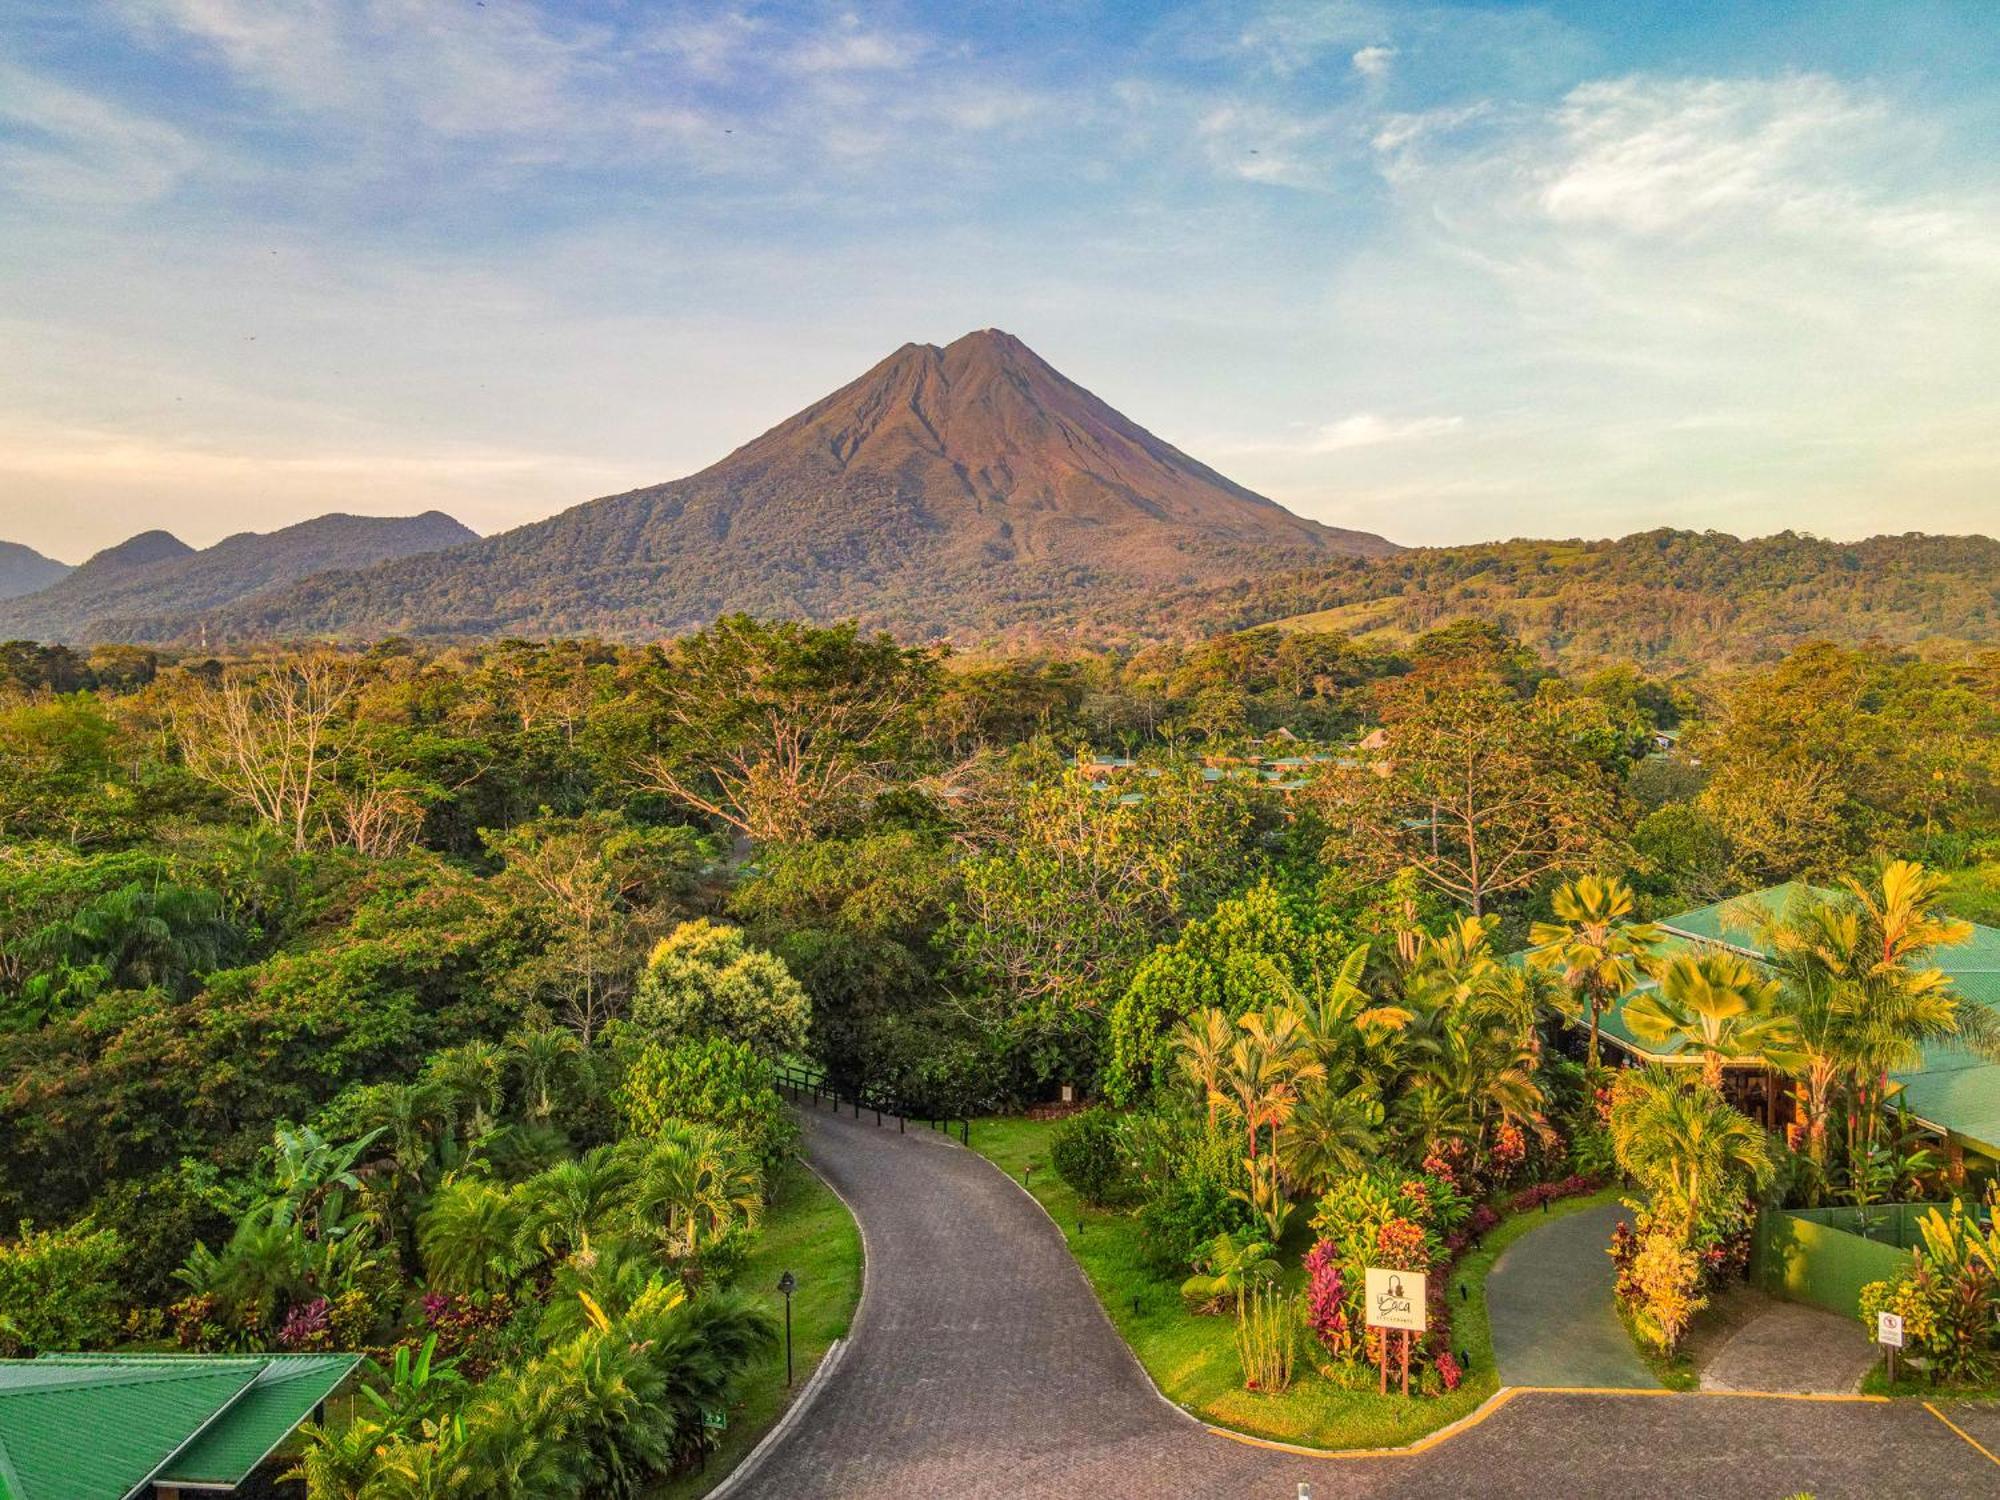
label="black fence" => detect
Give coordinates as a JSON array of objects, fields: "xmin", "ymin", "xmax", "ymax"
[{"xmin": 774, "ymin": 1061, "xmax": 971, "ymax": 1146}]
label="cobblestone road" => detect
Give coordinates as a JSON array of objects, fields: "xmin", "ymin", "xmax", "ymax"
[{"xmin": 738, "ymin": 1107, "xmax": 2000, "ymax": 1499}]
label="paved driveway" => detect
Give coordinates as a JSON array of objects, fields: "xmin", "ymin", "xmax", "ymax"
[
  {"xmin": 1487, "ymin": 1201, "xmax": 1657, "ymax": 1389},
  {"xmin": 730, "ymin": 1107, "xmax": 1999, "ymax": 1498}
]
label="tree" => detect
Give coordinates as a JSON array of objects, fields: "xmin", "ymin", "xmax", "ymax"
[
  {"xmin": 1530, "ymin": 875, "xmax": 1660, "ymax": 1070},
  {"xmin": 1106, "ymin": 880, "xmax": 1350, "ymax": 1105},
  {"xmin": 174, "ymin": 652, "xmax": 357, "ymax": 851},
  {"xmin": 621, "ymin": 1122, "xmax": 763, "ymax": 1263},
  {"xmin": 633, "ymin": 616, "xmax": 940, "ymax": 843},
  {"xmin": 486, "ymin": 813, "xmax": 707, "ymax": 1041},
  {"xmin": 1314, "ymin": 665, "xmax": 1618, "ymax": 916},
  {"xmin": 630, "ymin": 919, "xmax": 811, "ymax": 1058},
  {"xmin": 1622, "ymin": 952, "xmax": 1798, "ymax": 1089},
  {"xmin": 951, "ymin": 767, "xmax": 1253, "ymax": 1080},
  {"xmin": 1610, "ymin": 1067, "xmax": 1774, "ymax": 1236}
]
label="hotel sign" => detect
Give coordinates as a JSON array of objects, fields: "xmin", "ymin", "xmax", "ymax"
[{"xmin": 1364, "ymin": 1268, "xmax": 1428, "ymax": 1333}]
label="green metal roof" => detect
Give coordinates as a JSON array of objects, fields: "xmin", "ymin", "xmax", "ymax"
[
  {"xmin": 0, "ymin": 1361, "xmax": 263, "ymax": 1500},
  {"xmin": 33, "ymin": 1353, "xmax": 359, "ymax": 1489}
]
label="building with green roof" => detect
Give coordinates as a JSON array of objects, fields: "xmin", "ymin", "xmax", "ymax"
[
  {"xmin": 1560, "ymin": 881, "xmax": 2000, "ymax": 1163},
  {"xmin": 0, "ymin": 1353, "xmax": 356, "ymax": 1500}
]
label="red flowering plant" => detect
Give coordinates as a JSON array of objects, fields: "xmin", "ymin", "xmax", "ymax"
[{"xmin": 1375, "ymin": 1215, "xmax": 1431, "ymax": 1273}]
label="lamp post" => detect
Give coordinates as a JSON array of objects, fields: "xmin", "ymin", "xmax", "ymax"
[{"xmin": 777, "ymin": 1270, "xmax": 797, "ymax": 1387}]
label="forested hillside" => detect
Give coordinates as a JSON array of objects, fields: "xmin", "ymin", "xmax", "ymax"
[{"xmin": 1152, "ymin": 529, "xmax": 2000, "ymax": 668}]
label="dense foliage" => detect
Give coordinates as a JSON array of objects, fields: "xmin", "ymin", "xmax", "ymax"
[{"xmin": 0, "ymin": 606, "xmax": 1996, "ymax": 1467}]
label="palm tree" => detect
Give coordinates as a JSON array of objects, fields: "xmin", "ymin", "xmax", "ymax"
[
  {"xmin": 1609, "ymin": 1067, "xmax": 1774, "ymax": 1233},
  {"xmin": 508, "ymin": 1026, "xmax": 586, "ymax": 1126},
  {"xmin": 517, "ymin": 1145, "xmax": 633, "ymax": 1264},
  {"xmin": 622, "ymin": 1124, "xmax": 764, "ymax": 1264},
  {"xmin": 1275, "ymin": 1081, "xmax": 1383, "ymax": 1194},
  {"xmin": 1623, "ymin": 951, "xmax": 1800, "ymax": 1089},
  {"xmin": 424, "ymin": 1042, "xmax": 508, "ymax": 1140},
  {"xmin": 420, "ymin": 1176, "xmax": 527, "ymax": 1295},
  {"xmin": 1171, "ymin": 1006, "xmax": 1235, "ymax": 1129},
  {"xmin": 1223, "ymin": 1005, "xmax": 1326, "ymax": 1165},
  {"xmin": 1530, "ymin": 875, "xmax": 1660, "ymax": 1070},
  {"xmin": 1839, "ymin": 862, "xmax": 1990, "ymax": 1162}
]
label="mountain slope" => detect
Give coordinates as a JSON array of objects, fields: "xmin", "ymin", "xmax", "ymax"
[
  {"xmin": 0, "ymin": 512, "xmax": 476, "ymax": 645},
  {"xmin": 0, "ymin": 542, "xmax": 71, "ymax": 603},
  {"xmin": 1160, "ymin": 528, "xmax": 2000, "ymax": 668},
  {"xmin": 191, "ymin": 330, "xmax": 1396, "ymax": 644}
]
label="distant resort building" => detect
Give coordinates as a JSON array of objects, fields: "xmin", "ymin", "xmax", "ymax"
[
  {"xmin": 0, "ymin": 1353, "xmax": 357, "ymax": 1500},
  {"xmin": 1542, "ymin": 883, "xmax": 2000, "ymax": 1177}
]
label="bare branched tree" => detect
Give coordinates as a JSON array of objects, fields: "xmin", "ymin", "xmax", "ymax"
[{"xmin": 174, "ymin": 652, "xmax": 356, "ymax": 851}]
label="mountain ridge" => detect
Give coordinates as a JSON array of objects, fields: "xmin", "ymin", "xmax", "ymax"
[
  {"xmin": 0, "ymin": 511, "xmax": 476, "ymax": 645},
  {"xmin": 0, "ymin": 542, "xmax": 72, "ymax": 603}
]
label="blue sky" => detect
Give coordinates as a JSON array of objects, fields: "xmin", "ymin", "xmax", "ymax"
[{"xmin": 2, "ymin": 1, "xmax": 1996, "ymax": 559}]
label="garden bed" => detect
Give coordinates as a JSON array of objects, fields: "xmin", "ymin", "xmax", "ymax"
[
  {"xmin": 654, "ymin": 1161, "xmax": 864, "ymax": 1498},
  {"xmin": 969, "ymin": 1115, "xmax": 1619, "ymax": 1451}
]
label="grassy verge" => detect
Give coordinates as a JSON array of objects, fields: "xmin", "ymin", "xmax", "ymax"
[
  {"xmin": 654, "ymin": 1160, "xmax": 864, "ymax": 1498},
  {"xmin": 1860, "ymin": 1364, "xmax": 2000, "ymax": 1399},
  {"xmin": 968, "ymin": 1114, "xmax": 1620, "ymax": 1450}
]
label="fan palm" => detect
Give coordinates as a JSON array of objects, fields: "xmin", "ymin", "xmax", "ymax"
[
  {"xmin": 1624, "ymin": 951, "xmax": 1799, "ymax": 1089},
  {"xmin": 1530, "ymin": 875, "xmax": 1660, "ymax": 1070}
]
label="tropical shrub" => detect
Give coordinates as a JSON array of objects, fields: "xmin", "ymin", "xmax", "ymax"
[
  {"xmin": 1050, "ymin": 1107, "xmax": 1127, "ymax": 1206},
  {"xmin": 1624, "ymin": 1232, "xmax": 1705, "ymax": 1352},
  {"xmin": 1857, "ymin": 1198, "xmax": 2000, "ymax": 1385},
  {"xmin": 1180, "ymin": 1230, "xmax": 1279, "ymax": 1314},
  {"xmin": 1137, "ymin": 1127, "xmax": 1255, "ymax": 1277},
  {"xmin": 611, "ymin": 1032, "xmax": 796, "ymax": 1170},
  {"xmin": 0, "ymin": 1220, "xmax": 125, "ymax": 1356},
  {"xmin": 1302, "ymin": 1239, "xmax": 1351, "ymax": 1359}
]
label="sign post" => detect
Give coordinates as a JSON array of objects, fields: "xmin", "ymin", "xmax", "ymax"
[
  {"xmin": 1363, "ymin": 1267, "xmax": 1428, "ymax": 1399},
  {"xmin": 1877, "ymin": 1310, "xmax": 1904, "ymax": 1383}
]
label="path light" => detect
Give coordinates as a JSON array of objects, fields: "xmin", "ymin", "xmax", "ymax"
[
  {"xmin": 1298, "ymin": 1484, "xmax": 1312, "ymax": 1499},
  {"xmin": 777, "ymin": 1270, "xmax": 797, "ymax": 1387}
]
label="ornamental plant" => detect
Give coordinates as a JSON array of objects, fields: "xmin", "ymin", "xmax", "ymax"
[
  {"xmin": 1050, "ymin": 1108, "xmax": 1127, "ymax": 1207},
  {"xmin": 1302, "ymin": 1240, "xmax": 1351, "ymax": 1358},
  {"xmin": 1234, "ymin": 1284, "xmax": 1300, "ymax": 1394}
]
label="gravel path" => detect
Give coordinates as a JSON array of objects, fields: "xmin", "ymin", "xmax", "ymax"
[{"xmin": 732, "ymin": 1107, "xmax": 2000, "ymax": 1498}]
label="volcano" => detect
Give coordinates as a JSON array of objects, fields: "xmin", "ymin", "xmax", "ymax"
[{"xmin": 183, "ymin": 330, "xmax": 1398, "ymax": 644}]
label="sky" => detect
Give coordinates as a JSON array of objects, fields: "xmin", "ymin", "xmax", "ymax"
[{"xmin": 1, "ymin": 1, "xmax": 1997, "ymax": 561}]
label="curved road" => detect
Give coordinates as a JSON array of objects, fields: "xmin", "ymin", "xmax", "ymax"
[{"xmin": 738, "ymin": 1107, "xmax": 1997, "ymax": 1498}]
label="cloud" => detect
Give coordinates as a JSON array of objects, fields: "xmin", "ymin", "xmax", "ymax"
[
  {"xmin": 1211, "ymin": 413, "xmax": 1465, "ymax": 455},
  {"xmin": 0, "ymin": 57, "xmax": 202, "ymax": 205},
  {"xmin": 1351, "ymin": 45, "xmax": 1395, "ymax": 79}
]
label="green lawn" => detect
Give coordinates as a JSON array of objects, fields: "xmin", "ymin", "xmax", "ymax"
[
  {"xmin": 655, "ymin": 1161, "xmax": 864, "ymax": 1497},
  {"xmin": 967, "ymin": 1114, "xmax": 1620, "ymax": 1450}
]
